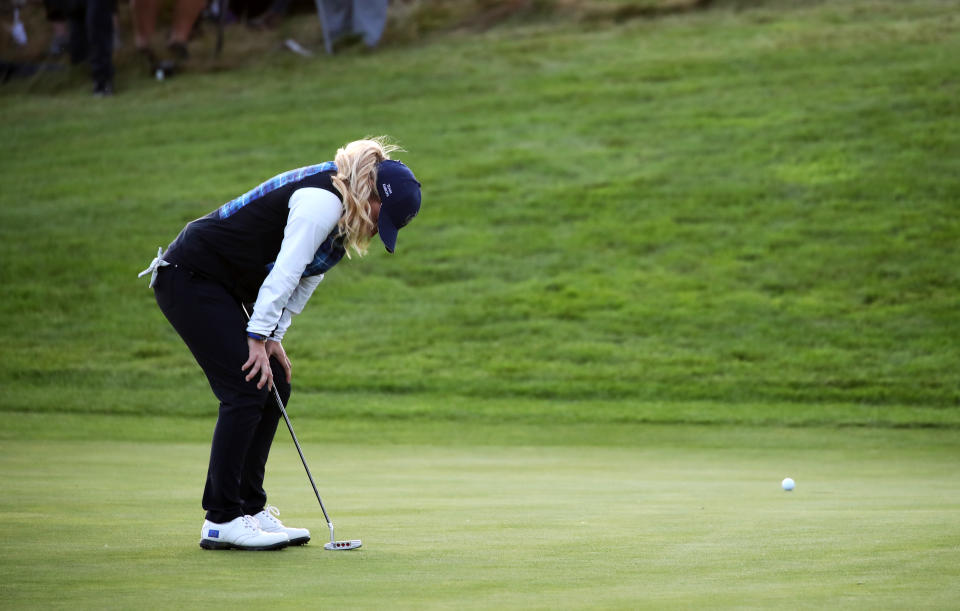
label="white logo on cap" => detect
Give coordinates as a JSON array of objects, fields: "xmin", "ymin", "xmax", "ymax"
[{"xmin": 382, "ymin": 183, "xmax": 392, "ymax": 198}]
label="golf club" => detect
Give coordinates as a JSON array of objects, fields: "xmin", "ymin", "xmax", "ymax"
[{"xmin": 242, "ymin": 304, "xmax": 362, "ymax": 551}]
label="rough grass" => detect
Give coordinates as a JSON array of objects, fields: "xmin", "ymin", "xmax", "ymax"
[{"xmin": 1, "ymin": 0, "xmax": 959, "ymax": 427}]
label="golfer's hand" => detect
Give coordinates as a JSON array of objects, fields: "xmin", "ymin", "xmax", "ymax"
[
  {"xmin": 266, "ymin": 340, "xmax": 292, "ymax": 384},
  {"xmin": 243, "ymin": 337, "xmax": 273, "ymax": 390}
]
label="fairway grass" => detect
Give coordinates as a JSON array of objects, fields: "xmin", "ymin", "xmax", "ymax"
[{"xmin": 2, "ymin": 415, "xmax": 958, "ymax": 609}]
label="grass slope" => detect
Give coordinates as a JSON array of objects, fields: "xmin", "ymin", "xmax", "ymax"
[{"xmin": 1, "ymin": 0, "xmax": 958, "ymax": 427}]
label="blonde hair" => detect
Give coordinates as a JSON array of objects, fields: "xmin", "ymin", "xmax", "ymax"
[{"xmin": 331, "ymin": 137, "xmax": 403, "ymax": 257}]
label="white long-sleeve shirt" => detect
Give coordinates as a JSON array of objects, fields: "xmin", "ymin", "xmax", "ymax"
[{"xmin": 246, "ymin": 187, "xmax": 343, "ymax": 341}]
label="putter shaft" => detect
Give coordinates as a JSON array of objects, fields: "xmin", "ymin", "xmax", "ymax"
[
  {"xmin": 242, "ymin": 304, "xmax": 359, "ymax": 550},
  {"xmin": 269, "ymin": 382, "xmax": 335, "ymax": 537}
]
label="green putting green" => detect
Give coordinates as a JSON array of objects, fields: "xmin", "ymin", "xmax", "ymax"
[{"xmin": 1, "ymin": 415, "xmax": 958, "ymax": 608}]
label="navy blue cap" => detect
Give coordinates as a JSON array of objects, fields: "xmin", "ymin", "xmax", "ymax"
[{"xmin": 376, "ymin": 160, "xmax": 421, "ymax": 253}]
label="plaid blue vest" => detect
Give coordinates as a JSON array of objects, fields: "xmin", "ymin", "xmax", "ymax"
[{"xmin": 166, "ymin": 162, "xmax": 345, "ymax": 301}]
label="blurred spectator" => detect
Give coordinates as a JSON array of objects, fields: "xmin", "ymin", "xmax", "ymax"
[
  {"xmin": 47, "ymin": 20, "xmax": 70, "ymax": 56},
  {"xmin": 42, "ymin": 0, "xmax": 115, "ymax": 95},
  {"xmin": 249, "ymin": 0, "xmax": 387, "ymax": 54},
  {"xmin": 131, "ymin": 0, "xmax": 205, "ymax": 74},
  {"xmin": 44, "ymin": 4, "xmax": 119, "ymax": 56},
  {"xmin": 247, "ymin": 0, "xmax": 286, "ymax": 30},
  {"xmin": 317, "ymin": 0, "xmax": 387, "ymax": 53},
  {"xmin": 42, "ymin": 0, "xmax": 70, "ymax": 56}
]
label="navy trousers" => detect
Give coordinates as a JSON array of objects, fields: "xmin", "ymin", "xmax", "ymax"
[{"xmin": 154, "ymin": 265, "xmax": 290, "ymax": 523}]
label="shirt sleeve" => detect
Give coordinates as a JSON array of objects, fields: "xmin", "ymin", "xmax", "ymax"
[
  {"xmin": 247, "ymin": 187, "xmax": 342, "ymax": 336},
  {"xmin": 270, "ymin": 274, "xmax": 324, "ymax": 341}
]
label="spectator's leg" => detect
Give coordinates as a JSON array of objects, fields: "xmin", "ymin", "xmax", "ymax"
[
  {"xmin": 48, "ymin": 22, "xmax": 70, "ymax": 55},
  {"xmin": 44, "ymin": 0, "xmax": 72, "ymax": 55},
  {"xmin": 67, "ymin": 1, "xmax": 88, "ymax": 65},
  {"xmin": 352, "ymin": 0, "xmax": 386, "ymax": 48},
  {"xmin": 169, "ymin": 0, "xmax": 206, "ymax": 49},
  {"xmin": 113, "ymin": 13, "xmax": 122, "ymax": 48},
  {"xmin": 86, "ymin": 0, "xmax": 115, "ymax": 92},
  {"xmin": 131, "ymin": 0, "xmax": 157, "ymax": 49},
  {"xmin": 319, "ymin": 0, "xmax": 350, "ymax": 54}
]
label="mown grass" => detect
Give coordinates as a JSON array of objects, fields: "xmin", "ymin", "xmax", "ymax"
[
  {"xmin": 3, "ymin": 6, "xmax": 958, "ymax": 608},
  {"xmin": 1, "ymin": 0, "xmax": 958, "ymax": 427},
  {"xmin": 1, "ymin": 414, "xmax": 959, "ymax": 609}
]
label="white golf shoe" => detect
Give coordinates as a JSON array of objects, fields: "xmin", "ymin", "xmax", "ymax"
[
  {"xmin": 254, "ymin": 506, "xmax": 311, "ymax": 546},
  {"xmin": 199, "ymin": 515, "xmax": 289, "ymax": 551}
]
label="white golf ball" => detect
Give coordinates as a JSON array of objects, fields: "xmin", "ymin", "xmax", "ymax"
[{"xmin": 782, "ymin": 477, "xmax": 795, "ymax": 491}]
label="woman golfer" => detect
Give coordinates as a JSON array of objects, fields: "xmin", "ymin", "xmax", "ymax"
[{"xmin": 139, "ymin": 138, "xmax": 421, "ymax": 550}]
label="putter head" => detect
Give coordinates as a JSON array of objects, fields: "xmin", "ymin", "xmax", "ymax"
[{"xmin": 324, "ymin": 540, "xmax": 362, "ymax": 551}]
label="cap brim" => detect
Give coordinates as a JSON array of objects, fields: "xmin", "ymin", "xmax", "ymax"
[{"xmin": 378, "ymin": 209, "xmax": 399, "ymax": 253}]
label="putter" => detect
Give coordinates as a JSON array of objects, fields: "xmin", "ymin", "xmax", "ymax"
[{"xmin": 242, "ymin": 305, "xmax": 362, "ymax": 551}]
